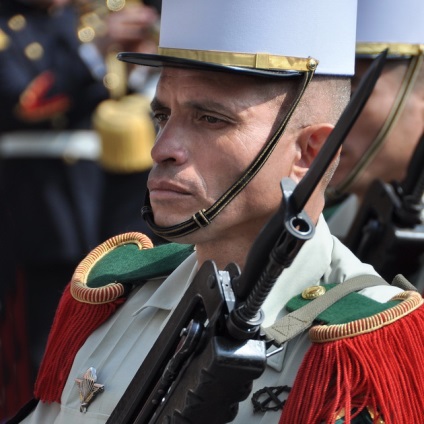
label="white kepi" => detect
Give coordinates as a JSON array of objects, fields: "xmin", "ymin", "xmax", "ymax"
[
  {"xmin": 356, "ymin": 0, "xmax": 424, "ymax": 57},
  {"xmin": 119, "ymin": 0, "xmax": 357, "ymax": 77}
]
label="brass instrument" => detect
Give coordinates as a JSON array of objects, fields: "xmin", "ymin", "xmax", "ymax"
[{"xmin": 75, "ymin": 0, "xmax": 159, "ymax": 173}]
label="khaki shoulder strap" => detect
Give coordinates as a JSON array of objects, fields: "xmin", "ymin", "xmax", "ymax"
[{"xmin": 264, "ymin": 274, "xmax": 416, "ymax": 346}]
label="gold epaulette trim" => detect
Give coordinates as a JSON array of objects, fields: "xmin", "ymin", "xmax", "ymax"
[
  {"xmin": 310, "ymin": 291, "xmax": 423, "ymax": 343},
  {"xmin": 70, "ymin": 232, "xmax": 153, "ymax": 304}
]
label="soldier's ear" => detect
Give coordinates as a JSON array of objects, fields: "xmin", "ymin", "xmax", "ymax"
[{"xmin": 291, "ymin": 123, "xmax": 334, "ymax": 181}]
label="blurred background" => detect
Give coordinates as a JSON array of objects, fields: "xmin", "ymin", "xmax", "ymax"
[{"xmin": 0, "ymin": 0, "xmax": 163, "ymax": 419}]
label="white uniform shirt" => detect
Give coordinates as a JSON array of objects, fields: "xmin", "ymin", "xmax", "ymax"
[{"xmin": 22, "ymin": 216, "xmax": 402, "ymax": 423}]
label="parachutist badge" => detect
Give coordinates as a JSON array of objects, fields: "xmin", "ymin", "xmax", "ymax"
[{"xmin": 75, "ymin": 367, "xmax": 104, "ymax": 413}]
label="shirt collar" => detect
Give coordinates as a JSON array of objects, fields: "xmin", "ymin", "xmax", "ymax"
[
  {"xmin": 134, "ymin": 215, "xmax": 334, "ymax": 319},
  {"xmin": 261, "ymin": 214, "xmax": 334, "ymax": 327},
  {"xmin": 133, "ymin": 253, "xmax": 198, "ymax": 314}
]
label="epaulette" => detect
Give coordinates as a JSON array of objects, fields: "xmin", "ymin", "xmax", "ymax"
[
  {"xmin": 70, "ymin": 232, "xmax": 194, "ymax": 303},
  {"xmin": 285, "ymin": 282, "xmax": 403, "ymax": 325},
  {"xmin": 277, "ymin": 281, "xmax": 424, "ymax": 423},
  {"xmin": 35, "ymin": 233, "xmax": 194, "ymax": 404}
]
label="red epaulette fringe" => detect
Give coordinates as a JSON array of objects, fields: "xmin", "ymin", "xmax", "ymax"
[
  {"xmin": 280, "ymin": 292, "xmax": 424, "ymax": 423},
  {"xmin": 34, "ymin": 232, "xmax": 153, "ymax": 404},
  {"xmin": 34, "ymin": 283, "xmax": 125, "ymax": 403}
]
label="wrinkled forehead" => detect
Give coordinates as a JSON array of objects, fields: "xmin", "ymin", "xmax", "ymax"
[{"xmin": 157, "ymin": 66, "xmax": 298, "ymax": 102}]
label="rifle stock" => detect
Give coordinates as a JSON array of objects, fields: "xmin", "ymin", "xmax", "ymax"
[{"xmin": 107, "ymin": 51, "xmax": 387, "ymax": 423}]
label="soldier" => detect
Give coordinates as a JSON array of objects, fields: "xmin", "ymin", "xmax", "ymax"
[
  {"xmin": 326, "ymin": 0, "xmax": 424, "ymax": 288},
  {"xmin": 11, "ymin": 0, "xmax": 424, "ymax": 423}
]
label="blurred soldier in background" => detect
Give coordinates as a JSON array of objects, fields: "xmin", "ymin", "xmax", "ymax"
[
  {"xmin": 326, "ymin": 0, "xmax": 424, "ymax": 289},
  {"xmin": 0, "ymin": 0, "xmax": 160, "ymax": 419}
]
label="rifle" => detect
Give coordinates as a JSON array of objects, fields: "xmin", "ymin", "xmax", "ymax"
[
  {"xmin": 106, "ymin": 51, "xmax": 387, "ymax": 424},
  {"xmin": 344, "ymin": 132, "xmax": 424, "ymax": 284}
]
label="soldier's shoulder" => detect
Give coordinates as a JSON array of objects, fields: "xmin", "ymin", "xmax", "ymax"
[
  {"xmin": 285, "ymin": 279, "xmax": 422, "ymax": 339},
  {"xmin": 70, "ymin": 232, "xmax": 194, "ymax": 304}
]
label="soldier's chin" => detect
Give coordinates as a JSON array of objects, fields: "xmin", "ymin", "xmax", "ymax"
[{"xmin": 151, "ymin": 212, "xmax": 191, "ymax": 229}]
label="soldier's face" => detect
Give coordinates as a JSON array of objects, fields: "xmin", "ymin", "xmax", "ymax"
[
  {"xmin": 147, "ymin": 67, "xmax": 299, "ymax": 244},
  {"xmin": 330, "ymin": 59, "xmax": 423, "ymax": 199}
]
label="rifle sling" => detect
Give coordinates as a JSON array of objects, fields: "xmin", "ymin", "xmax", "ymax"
[{"xmin": 263, "ymin": 274, "xmax": 416, "ymax": 346}]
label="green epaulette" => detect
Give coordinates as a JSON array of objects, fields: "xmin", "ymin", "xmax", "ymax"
[
  {"xmin": 278, "ymin": 277, "xmax": 424, "ymax": 423},
  {"xmin": 87, "ymin": 241, "xmax": 194, "ymax": 288},
  {"xmin": 264, "ymin": 275, "xmax": 421, "ymax": 346},
  {"xmin": 286, "ymin": 283, "xmax": 400, "ymax": 325},
  {"xmin": 70, "ymin": 232, "xmax": 194, "ymax": 304}
]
